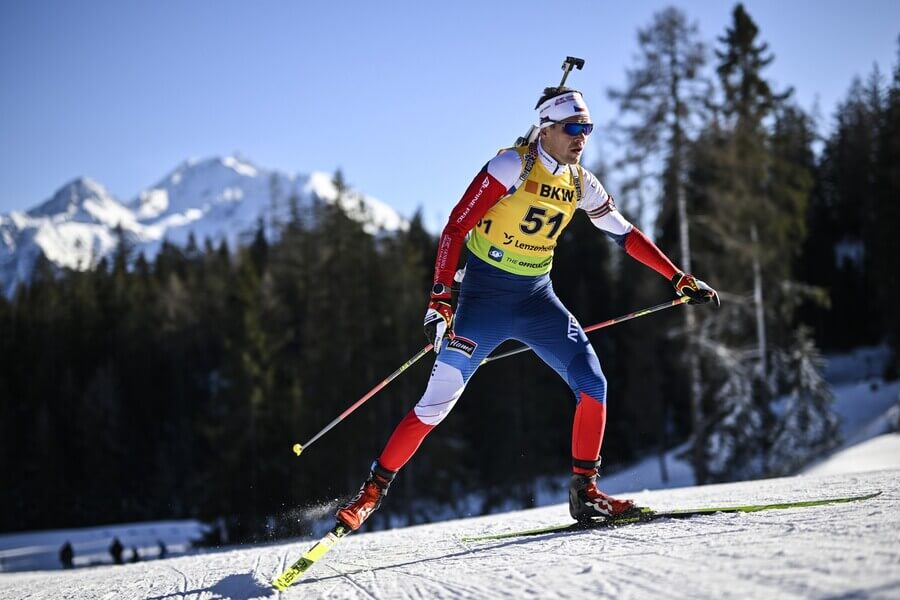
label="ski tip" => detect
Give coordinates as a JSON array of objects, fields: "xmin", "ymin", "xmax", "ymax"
[{"xmin": 293, "ymin": 443, "xmax": 303, "ymax": 457}]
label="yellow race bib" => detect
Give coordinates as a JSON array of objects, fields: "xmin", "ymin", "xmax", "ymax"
[{"xmin": 467, "ymin": 145, "xmax": 581, "ymax": 276}]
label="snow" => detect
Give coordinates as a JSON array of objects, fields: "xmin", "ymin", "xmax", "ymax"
[
  {"xmin": 305, "ymin": 172, "xmax": 408, "ymax": 235},
  {"xmin": 804, "ymin": 433, "xmax": 900, "ymax": 476},
  {"xmin": 0, "ymin": 346, "xmax": 898, "ymax": 598},
  {"xmin": 0, "ymin": 521, "xmax": 207, "ymax": 574},
  {"xmin": 558, "ymin": 346, "xmax": 900, "ymax": 498},
  {"xmin": 823, "ymin": 344, "xmax": 891, "ymax": 383},
  {"xmin": 0, "ymin": 470, "xmax": 895, "ymax": 599},
  {"xmin": 136, "ymin": 189, "xmax": 170, "ymax": 219},
  {"xmin": 834, "ymin": 239, "xmax": 864, "ymax": 268},
  {"xmin": 0, "ymin": 156, "xmax": 409, "ymax": 296},
  {"xmin": 222, "ymin": 156, "xmax": 258, "ymax": 178},
  {"xmin": 590, "ymin": 443, "xmax": 698, "ymax": 495},
  {"xmin": 0, "ymin": 348, "xmax": 900, "ymax": 600},
  {"xmin": 33, "ymin": 221, "xmax": 116, "ymax": 270}
]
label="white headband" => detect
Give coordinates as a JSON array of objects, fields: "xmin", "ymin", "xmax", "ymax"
[{"xmin": 537, "ymin": 91, "xmax": 591, "ymax": 128}]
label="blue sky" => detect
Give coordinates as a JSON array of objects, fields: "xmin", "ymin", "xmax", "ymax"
[{"xmin": 1, "ymin": 1, "xmax": 898, "ymax": 230}]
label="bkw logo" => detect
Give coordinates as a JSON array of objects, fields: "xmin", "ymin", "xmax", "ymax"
[{"xmin": 540, "ymin": 184, "xmax": 574, "ymax": 202}]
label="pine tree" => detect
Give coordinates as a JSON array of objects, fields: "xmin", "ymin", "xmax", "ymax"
[
  {"xmin": 692, "ymin": 4, "xmax": 832, "ymax": 479},
  {"xmin": 608, "ymin": 5, "xmax": 711, "ymax": 482},
  {"xmin": 767, "ymin": 327, "xmax": 839, "ymax": 475},
  {"xmin": 800, "ymin": 76, "xmax": 882, "ymax": 349},
  {"xmin": 710, "ymin": 3, "xmax": 793, "ymax": 365},
  {"xmin": 704, "ymin": 339, "xmax": 764, "ymax": 480},
  {"xmin": 871, "ymin": 39, "xmax": 900, "ymax": 372},
  {"xmin": 0, "ymin": 293, "xmax": 16, "ymax": 527}
]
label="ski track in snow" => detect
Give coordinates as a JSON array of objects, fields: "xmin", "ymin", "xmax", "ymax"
[{"xmin": 1, "ymin": 468, "xmax": 897, "ymax": 599}]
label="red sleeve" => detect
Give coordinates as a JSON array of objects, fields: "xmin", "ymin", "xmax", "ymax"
[
  {"xmin": 623, "ymin": 227, "xmax": 680, "ymax": 280},
  {"xmin": 433, "ymin": 167, "xmax": 509, "ymax": 287}
]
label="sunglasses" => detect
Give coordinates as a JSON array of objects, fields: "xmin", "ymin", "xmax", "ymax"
[{"xmin": 555, "ymin": 122, "xmax": 594, "ymax": 136}]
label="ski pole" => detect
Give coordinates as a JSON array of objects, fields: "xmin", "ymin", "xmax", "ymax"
[
  {"xmin": 293, "ymin": 296, "xmax": 688, "ymax": 456},
  {"xmin": 292, "ymin": 343, "xmax": 433, "ymax": 456},
  {"xmin": 480, "ymin": 295, "xmax": 690, "ymax": 365}
]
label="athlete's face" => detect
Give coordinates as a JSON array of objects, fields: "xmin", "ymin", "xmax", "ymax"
[{"xmin": 540, "ymin": 116, "xmax": 591, "ymax": 165}]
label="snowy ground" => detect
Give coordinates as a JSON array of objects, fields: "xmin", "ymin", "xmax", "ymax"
[
  {"xmin": 1, "ymin": 466, "xmax": 896, "ymax": 599},
  {"xmin": 2, "ymin": 346, "xmax": 897, "ymax": 599},
  {"xmin": 0, "ymin": 520, "xmax": 208, "ymax": 574},
  {"xmin": 567, "ymin": 345, "xmax": 900, "ymax": 497}
]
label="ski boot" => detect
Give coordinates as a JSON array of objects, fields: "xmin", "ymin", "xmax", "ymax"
[
  {"xmin": 335, "ymin": 461, "xmax": 396, "ymax": 531},
  {"xmin": 569, "ymin": 460, "xmax": 639, "ymax": 522}
]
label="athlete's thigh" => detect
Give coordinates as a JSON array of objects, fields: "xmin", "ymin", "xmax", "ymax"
[
  {"xmin": 437, "ymin": 290, "xmax": 512, "ymax": 380},
  {"xmin": 513, "ymin": 284, "xmax": 599, "ymax": 383}
]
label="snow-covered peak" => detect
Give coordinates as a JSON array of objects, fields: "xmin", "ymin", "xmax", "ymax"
[
  {"xmin": 26, "ymin": 178, "xmax": 131, "ymax": 226},
  {"xmin": 222, "ymin": 156, "xmax": 259, "ymax": 177},
  {"xmin": 163, "ymin": 155, "xmax": 260, "ymax": 186},
  {"xmin": 27, "ymin": 178, "xmax": 103, "ymax": 217},
  {"xmin": 1, "ymin": 155, "xmax": 408, "ymax": 296},
  {"xmin": 305, "ymin": 171, "xmax": 340, "ymax": 200},
  {"xmin": 306, "ymin": 171, "xmax": 407, "ymax": 234},
  {"xmin": 137, "ymin": 156, "xmax": 270, "ymax": 219}
]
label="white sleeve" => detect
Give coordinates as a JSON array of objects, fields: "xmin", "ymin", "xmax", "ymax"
[
  {"xmin": 485, "ymin": 150, "xmax": 523, "ymax": 191},
  {"xmin": 577, "ymin": 168, "xmax": 633, "ymax": 236}
]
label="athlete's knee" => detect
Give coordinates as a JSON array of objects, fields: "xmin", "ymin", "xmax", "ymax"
[
  {"xmin": 567, "ymin": 352, "xmax": 606, "ymax": 402},
  {"xmin": 414, "ymin": 361, "xmax": 466, "ymax": 425}
]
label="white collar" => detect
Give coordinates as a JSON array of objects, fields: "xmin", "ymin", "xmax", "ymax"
[{"xmin": 537, "ymin": 139, "xmax": 568, "ymax": 176}]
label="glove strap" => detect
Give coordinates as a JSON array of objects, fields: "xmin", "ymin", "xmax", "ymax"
[{"xmin": 671, "ymin": 271, "xmax": 696, "ymax": 292}]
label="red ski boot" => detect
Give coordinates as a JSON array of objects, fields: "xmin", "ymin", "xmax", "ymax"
[
  {"xmin": 569, "ymin": 470, "xmax": 638, "ymax": 522},
  {"xmin": 335, "ymin": 462, "xmax": 396, "ymax": 531}
]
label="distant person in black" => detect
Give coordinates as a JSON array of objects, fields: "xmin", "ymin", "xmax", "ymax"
[
  {"xmin": 130, "ymin": 546, "xmax": 140, "ymax": 563},
  {"xmin": 59, "ymin": 541, "xmax": 74, "ymax": 569},
  {"xmin": 109, "ymin": 537, "xmax": 124, "ymax": 565},
  {"xmin": 157, "ymin": 539, "xmax": 167, "ymax": 559}
]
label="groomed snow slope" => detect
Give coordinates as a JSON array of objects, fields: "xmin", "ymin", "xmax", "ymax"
[{"xmin": 1, "ymin": 466, "xmax": 896, "ymax": 599}]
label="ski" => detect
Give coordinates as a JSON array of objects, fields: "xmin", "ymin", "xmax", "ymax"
[
  {"xmin": 272, "ymin": 523, "xmax": 350, "ymax": 591},
  {"xmin": 461, "ymin": 491, "xmax": 881, "ymax": 542}
]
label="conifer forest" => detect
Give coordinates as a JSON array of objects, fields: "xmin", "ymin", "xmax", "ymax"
[{"xmin": 1, "ymin": 5, "xmax": 898, "ymax": 542}]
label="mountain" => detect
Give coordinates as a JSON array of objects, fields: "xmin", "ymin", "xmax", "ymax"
[{"xmin": 0, "ymin": 156, "xmax": 407, "ymax": 297}]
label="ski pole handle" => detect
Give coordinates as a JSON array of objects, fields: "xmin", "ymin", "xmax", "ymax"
[
  {"xmin": 480, "ymin": 296, "xmax": 690, "ymax": 365},
  {"xmin": 293, "ymin": 343, "xmax": 433, "ymax": 456}
]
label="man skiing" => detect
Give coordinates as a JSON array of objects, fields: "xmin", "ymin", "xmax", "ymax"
[{"xmin": 336, "ymin": 86, "xmax": 718, "ymax": 531}]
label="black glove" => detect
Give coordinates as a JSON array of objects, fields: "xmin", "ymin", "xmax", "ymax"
[{"xmin": 672, "ymin": 272, "xmax": 720, "ymax": 306}]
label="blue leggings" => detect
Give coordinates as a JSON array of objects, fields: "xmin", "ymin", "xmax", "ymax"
[
  {"xmin": 439, "ymin": 255, "xmax": 605, "ymax": 397},
  {"xmin": 378, "ymin": 256, "xmax": 609, "ymax": 471}
]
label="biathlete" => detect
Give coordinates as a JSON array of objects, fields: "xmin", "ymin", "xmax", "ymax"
[{"xmin": 336, "ymin": 85, "xmax": 718, "ymax": 530}]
